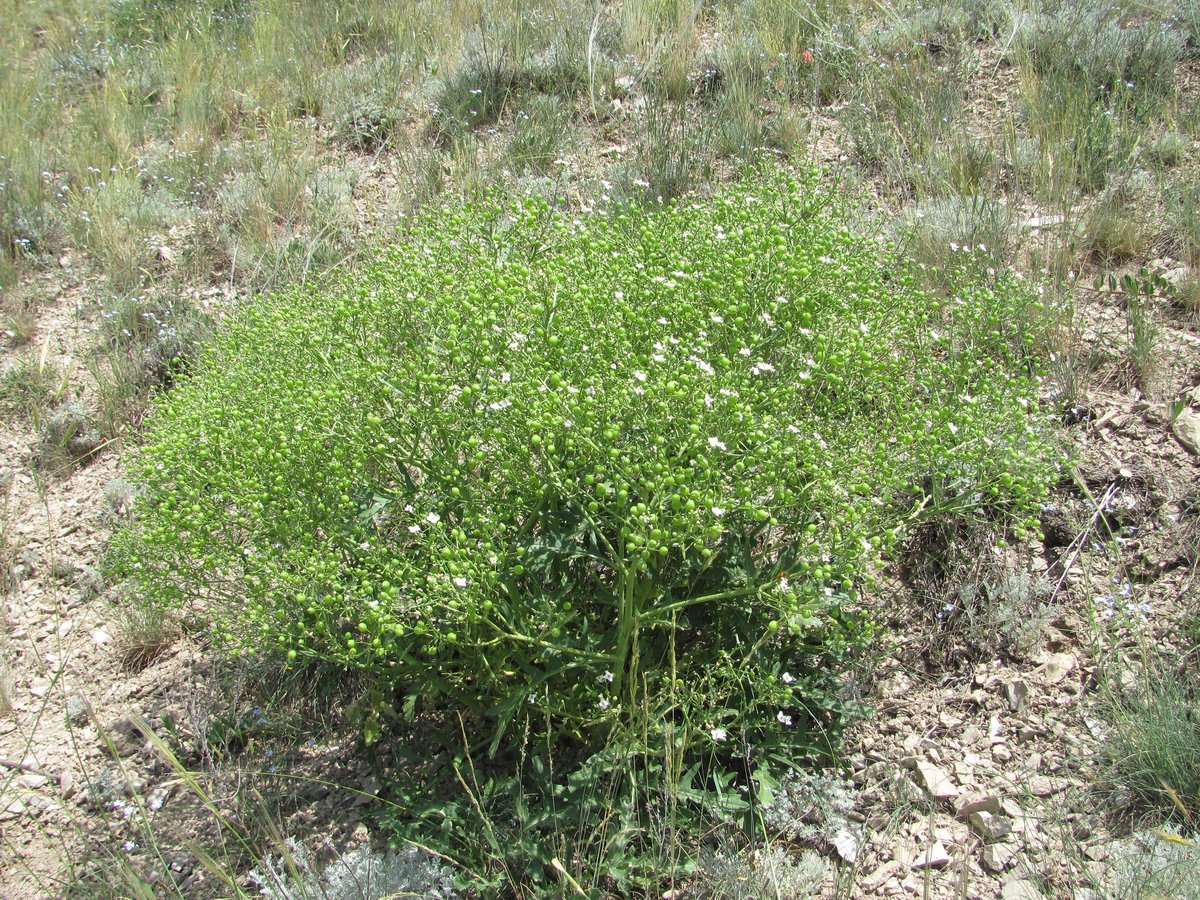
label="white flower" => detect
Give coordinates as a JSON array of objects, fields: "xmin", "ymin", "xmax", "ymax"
[
  {"xmin": 633, "ymin": 370, "xmax": 647, "ymax": 382},
  {"xmin": 710, "ymin": 727, "xmax": 727, "ymax": 742},
  {"xmin": 781, "ymin": 672, "xmax": 794, "ymax": 685},
  {"xmin": 777, "ymin": 578, "xmax": 789, "ymax": 592},
  {"xmin": 708, "ymin": 436, "xmax": 727, "ymax": 451},
  {"xmin": 453, "ymin": 577, "xmax": 468, "ymax": 588},
  {"xmin": 600, "ymin": 670, "xmax": 614, "ymax": 683},
  {"xmin": 711, "ymin": 507, "xmax": 725, "ymax": 517},
  {"xmin": 750, "ymin": 361, "xmax": 775, "ymax": 375},
  {"xmin": 777, "ymin": 711, "xmax": 793, "ymax": 726},
  {"xmin": 598, "ymin": 696, "xmax": 611, "ymax": 710},
  {"xmin": 426, "ymin": 512, "xmax": 441, "ymax": 525},
  {"xmin": 738, "ymin": 347, "xmax": 752, "ymax": 356},
  {"xmin": 500, "ymin": 372, "xmax": 511, "ymax": 383},
  {"xmin": 407, "ymin": 524, "xmax": 420, "ymax": 534}
]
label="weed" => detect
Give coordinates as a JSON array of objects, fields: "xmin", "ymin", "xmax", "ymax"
[{"xmin": 112, "ymin": 174, "xmax": 1058, "ymax": 890}]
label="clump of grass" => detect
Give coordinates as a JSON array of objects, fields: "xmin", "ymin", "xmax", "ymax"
[
  {"xmin": 841, "ymin": 53, "xmax": 964, "ymax": 193},
  {"xmin": 36, "ymin": 400, "xmax": 104, "ymax": 469},
  {"xmin": 0, "ymin": 469, "xmax": 18, "ymax": 600},
  {"xmin": 326, "ymin": 57, "xmax": 405, "ymax": 153},
  {"xmin": 1016, "ymin": 2, "xmax": 1183, "ymax": 106},
  {"xmin": 0, "ymin": 351, "xmax": 67, "ymax": 420},
  {"xmin": 899, "ymin": 194, "xmax": 1018, "ymax": 278},
  {"xmin": 90, "ymin": 291, "xmax": 213, "ymax": 437},
  {"xmin": 1099, "ymin": 658, "xmax": 1200, "ymax": 825},
  {"xmin": 901, "ymin": 514, "xmax": 1055, "ymax": 663},
  {"xmin": 612, "ymin": 96, "xmax": 714, "ymax": 202},
  {"xmin": 64, "ymin": 170, "xmax": 182, "ymax": 294},
  {"xmin": 109, "ymin": 591, "xmax": 178, "ymax": 671},
  {"xmin": 1105, "ymin": 831, "xmax": 1200, "ymax": 899},
  {"xmin": 1084, "ymin": 172, "xmax": 1155, "ymax": 263},
  {"xmin": 1122, "ymin": 293, "xmax": 1160, "ymax": 394},
  {"xmin": 430, "ymin": 46, "xmax": 520, "ymax": 146},
  {"xmin": 507, "ymin": 94, "xmax": 569, "ymax": 174},
  {"xmin": 1164, "ymin": 177, "xmax": 1200, "ymax": 267}
]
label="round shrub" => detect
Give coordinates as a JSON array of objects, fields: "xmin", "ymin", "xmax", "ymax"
[{"xmin": 115, "ymin": 172, "xmax": 1057, "ymax": 761}]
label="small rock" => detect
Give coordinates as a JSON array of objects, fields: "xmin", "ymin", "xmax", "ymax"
[
  {"xmin": 957, "ymin": 795, "xmax": 1003, "ymax": 819},
  {"xmin": 65, "ymin": 695, "xmax": 89, "ymax": 726},
  {"xmin": 1173, "ymin": 410, "xmax": 1200, "ymax": 456},
  {"xmin": 29, "ymin": 679, "xmax": 51, "ymax": 699},
  {"xmin": 1028, "ymin": 775, "xmax": 1066, "ymax": 797},
  {"xmin": 1004, "ymin": 680, "xmax": 1029, "ymax": 713},
  {"xmin": 0, "ymin": 799, "xmax": 28, "ymax": 821},
  {"xmin": 101, "ymin": 717, "xmax": 143, "ymax": 757},
  {"xmin": 914, "ymin": 762, "xmax": 959, "ymax": 800},
  {"xmin": 92, "ymin": 627, "xmax": 111, "ymax": 645},
  {"xmin": 969, "ymin": 811, "xmax": 1012, "ymax": 842},
  {"xmin": 60, "ymin": 771, "xmax": 77, "ymax": 800},
  {"xmin": 1002, "ymin": 879, "xmax": 1043, "ymax": 900},
  {"xmin": 1039, "ymin": 652, "xmax": 1075, "ymax": 685},
  {"xmin": 913, "ymin": 841, "xmax": 950, "ymax": 870},
  {"xmin": 982, "ymin": 842, "xmax": 1017, "ymax": 873},
  {"xmin": 19, "ymin": 772, "xmax": 49, "ymax": 790}
]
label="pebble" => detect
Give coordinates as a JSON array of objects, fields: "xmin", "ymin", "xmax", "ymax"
[
  {"xmin": 983, "ymin": 842, "xmax": 1017, "ymax": 873},
  {"xmin": 913, "ymin": 761, "xmax": 959, "ymax": 800},
  {"xmin": 1001, "ymin": 879, "xmax": 1043, "ymax": 900},
  {"xmin": 913, "ymin": 841, "xmax": 950, "ymax": 869}
]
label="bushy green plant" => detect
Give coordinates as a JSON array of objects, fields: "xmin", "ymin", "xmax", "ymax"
[{"xmin": 114, "ymin": 172, "xmax": 1058, "ymax": 885}]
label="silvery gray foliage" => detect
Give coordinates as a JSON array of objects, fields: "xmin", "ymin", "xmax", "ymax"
[
  {"xmin": 696, "ymin": 845, "xmax": 826, "ymax": 900},
  {"xmin": 761, "ymin": 770, "xmax": 860, "ymax": 850},
  {"xmin": 251, "ymin": 839, "xmax": 458, "ymax": 900}
]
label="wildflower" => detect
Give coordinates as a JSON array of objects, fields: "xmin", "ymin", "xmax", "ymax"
[
  {"xmin": 708, "ymin": 436, "xmax": 727, "ymax": 451},
  {"xmin": 598, "ymin": 696, "xmax": 611, "ymax": 710},
  {"xmin": 777, "ymin": 711, "xmax": 793, "ymax": 726},
  {"xmin": 781, "ymin": 671, "xmax": 794, "ymax": 684},
  {"xmin": 453, "ymin": 577, "xmax": 468, "ymax": 588},
  {"xmin": 600, "ymin": 670, "xmax": 614, "ymax": 683},
  {"xmin": 425, "ymin": 512, "xmax": 441, "ymax": 525},
  {"xmin": 711, "ymin": 727, "xmax": 727, "ymax": 742},
  {"xmin": 801, "ymin": 49, "xmax": 814, "ymax": 65},
  {"xmin": 712, "ymin": 507, "xmax": 725, "ymax": 517}
]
